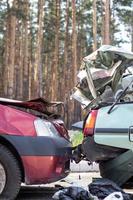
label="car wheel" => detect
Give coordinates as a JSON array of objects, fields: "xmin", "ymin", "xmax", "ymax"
[{"xmin": 0, "ymin": 144, "xmax": 21, "ymax": 199}]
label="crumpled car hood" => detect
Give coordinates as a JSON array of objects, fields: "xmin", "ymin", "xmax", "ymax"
[
  {"xmin": 0, "ymin": 97, "xmax": 63, "ymax": 117},
  {"xmin": 71, "ymin": 45, "xmax": 133, "ymax": 108}
]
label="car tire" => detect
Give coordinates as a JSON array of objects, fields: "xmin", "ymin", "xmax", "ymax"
[{"xmin": 0, "ymin": 144, "xmax": 21, "ymax": 200}]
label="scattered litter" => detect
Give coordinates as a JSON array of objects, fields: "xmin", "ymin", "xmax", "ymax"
[
  {"xmin": 52, "ymin": 178, "xmax": 132, "ymax": 200},
  {"xmin": 52, "ymin": 186, "xmax": 98, "ymax": 200}
]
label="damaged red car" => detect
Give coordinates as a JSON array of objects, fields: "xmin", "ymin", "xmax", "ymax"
[{"xmin": 0, "ymin": 98, "xmax": 71, "ymax": 199}]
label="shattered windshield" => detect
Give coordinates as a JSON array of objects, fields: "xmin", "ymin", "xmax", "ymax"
[{"xmin": 71, "ymin": 45, "xmax": 133, "ymax": 108}]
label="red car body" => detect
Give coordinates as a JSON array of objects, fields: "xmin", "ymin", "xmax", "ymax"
[{"xmin": 0, "ymin": 98, "xmax": 71, "ymax": 185}]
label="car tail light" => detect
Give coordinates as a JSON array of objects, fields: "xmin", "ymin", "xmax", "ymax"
[
  {"xmin": 53, "ymin": 120, "xmax": 69, "ymax": 140},
  {"xmin": 34, "ymin": 119, "xmax": 60, "ymax": 137},
  {"xmin": 83, "ymin": 110, "xmax": 98, "ymax": 137}
]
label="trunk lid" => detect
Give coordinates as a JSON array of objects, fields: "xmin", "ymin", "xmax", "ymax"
[{"xmin": 0, "ymin": 97, "xmax": 63, "ymax": 119}]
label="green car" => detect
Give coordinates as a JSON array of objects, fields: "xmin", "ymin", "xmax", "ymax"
[{"xmin": 72, "ymin": 45, "xmax": 133, "ymax": 186}]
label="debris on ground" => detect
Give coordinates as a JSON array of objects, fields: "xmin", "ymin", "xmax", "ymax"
[
  {"xmin": 52, "ymin": 178, "xmax": 132, "ymax": 200},
  {"xmin": 104, "ymin": 192, "xmax": 123, "ymax": 200},
  {"xmin": 89, "ymin": 178, "xmax": 131, "ymax": 200},
  {"xmin": 52, "ymin": 186, "xmax": 98, "ymax": 200}
]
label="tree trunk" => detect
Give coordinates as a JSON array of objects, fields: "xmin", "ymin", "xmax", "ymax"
[
  {"xmin": 34, "ymin": 0, "xmax": 45, "ymax": 97},
  {"xmin": 131, "ymin": 8, "xmax": 133, "ymax": 51},
  {"xmin": 63, "ymin": 0, "xmax": 69, "ymax": 94},
  {"xmin": 103, "ymin": 0, "xmax": 110, "ymax": 44},
  {"xmin": 72, "ymin": 0, "xmax": 77, "ymax": 86},
  {"xmin": 4, "ymin": 0, "xmax": 17, "ymax": 99},
  {"xmin": 70, "ymin": 0, "xmax": 77, "ymax": 126},
  {"xmin": 51, "ymin": 0, "xmax": 60, "ymax": 101},
  {"xmin": 3, "ymin": 1, "xmax": 10, "ymax": 97},
  {"xmin": 14, "ymin": 16, "xmax": 22, "ymax": 99},
  {"xmin": 93, "ymin": 0, "xmax": 97, "ymax": 51},
  {"xmin": 23, "ymin": 0, "xmax": 30, "ymax": 99},
  {"xmin": 63, "ymin": 0, "xmax": 70, "ymax": 126}
]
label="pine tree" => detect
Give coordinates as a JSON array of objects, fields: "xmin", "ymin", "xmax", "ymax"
[
  {"xmin": 93, "ymin": 0, "xmax": 97, "ymax": 50},
  {"xmin": 51, "ymin": 0, "xmax": 60, "ymax": 101},
  {"xmin": 4, "ymin": 0, "xmax": 17, "ymax": 98},
  {"xmin": 34, "ymin": 0, "xmax": 45, "ymax": 97},
  {"xmin": 103, "ymin": 0, "xmax": 110, "ymax": 44}
]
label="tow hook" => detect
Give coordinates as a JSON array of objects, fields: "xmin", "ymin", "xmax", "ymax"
[{"xmin": 71, "ymin": 144, "xmax": 84, "ymax": 163}]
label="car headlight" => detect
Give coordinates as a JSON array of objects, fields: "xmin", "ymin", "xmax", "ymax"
[{"xmin": 34, "ymin": 118, "xmax": 60, "ymax": 137}]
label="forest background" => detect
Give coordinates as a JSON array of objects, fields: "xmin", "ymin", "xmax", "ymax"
[{"xmin": 0, "ymin": 0, "xmax": 133, "ymax": 128}]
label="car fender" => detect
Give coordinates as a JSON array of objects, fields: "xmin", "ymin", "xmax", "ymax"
[
  {"xmin": 0, "ymin": 135, "xmax": 25, "ymax": 181},
  {"xmin": 94, "ymin": 103, "xmax": 133, "ymax": 150}
]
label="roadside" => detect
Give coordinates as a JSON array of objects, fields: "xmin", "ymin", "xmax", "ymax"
[
  {"xmin": 17, "ymin": 172, "xmax": 133, "ymax": 199},
  {"xmin": 17, "ymin": 172, "xmax": 100, "ymax": 200}
]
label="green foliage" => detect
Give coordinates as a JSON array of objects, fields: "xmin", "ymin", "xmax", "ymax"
[
  {"xmin": 0, "ymin": 0, "xmax": 132, "ymax": 66},
  {"xmin": 113, "ymin": 1, "xmax": 133, "ymax": 31},
  {"xmin": 71, "ymin": 131, "xmax": 83, "ymax": 147}
]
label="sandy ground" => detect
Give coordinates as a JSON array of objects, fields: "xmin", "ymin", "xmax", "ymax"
[{"xmin": 46, "ymin": 172, "xmax": 101, "ymax": 188}]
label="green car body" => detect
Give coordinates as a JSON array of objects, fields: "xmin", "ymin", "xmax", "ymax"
[
  {"xmin": 95, "ymin": 102, "xmax": 133, "ymax": 150},
  {"xmin": 95, "ymin": 102, "xmax": 133, "ymax": 186},
  {"xmin": 72, "ymin": 45, "xmax": 133, "ymax": 186}
]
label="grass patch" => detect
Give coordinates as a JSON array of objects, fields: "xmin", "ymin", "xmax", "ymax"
[{"xmin": 71, "ymin": 131, "xmax": 83, "ymax": 147}]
